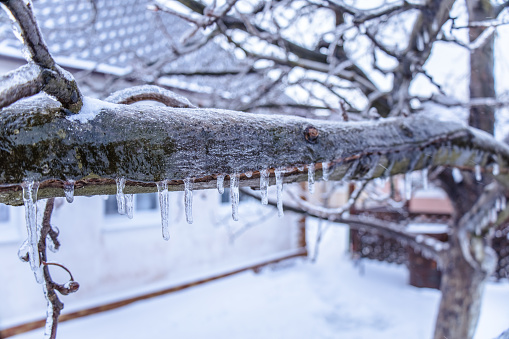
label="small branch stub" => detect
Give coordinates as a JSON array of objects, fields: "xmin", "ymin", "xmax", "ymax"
[{"xmin": 304, "ymin": 125, "xmax": 319, "ymax": 144}]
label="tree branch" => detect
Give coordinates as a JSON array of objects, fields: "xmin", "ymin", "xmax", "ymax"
[
  {"xmin": 0, "ymin": 0, "xmax": 83, "ymax": 112},
  {"xmin": 1, "ymin": 95, "xmax": 509, "ymax": 205}
]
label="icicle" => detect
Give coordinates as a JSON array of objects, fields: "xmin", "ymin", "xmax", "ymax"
[
  {"xmin": 275, "ymin": 168, "xmax": 285, "ymax": 217},
  {"xmin": 322, "ymin": 162, "xmax": 331, "ymax": 181},
  {"xmin": 184, "ymin": 178, "xmax": 194, "ymax": 224},
  {"xmin": 125, "ymin": 194, "xmax": 134, "ymax": 219},
  {"xmin": 63, "ymin": 180, "xmax": 75, "ymax": 203},
  {"xmin": 452, "ymin": 168, "xmax": 463, "ymax": 183},
  {"xmin": 156, "ymin": 180, "xmax": 170, "ymax": 240},
  {"xmin": 422, "ymin": 168, "xmax": 429, "ymax": 190},
  {"xmin": 245, "ymin": 171, "xmax": 253, "ymax": 178},
  {"xmin": 308, "ymin": 163, "xmax": 315, "ymax": 194},
  {"xmin": 260, "ymin": 169, "xmax": 269, "ymax": 205},
  {"xmin": 493, "ymin": 163, "xmax": 500, "ymax": 176},
  {"xmin": 217, "ymin": 174, "xmax": 225, "ymax": 194},
  {"xmin": 474, "ymin": 165, "xmax": 482, "ymax": 182},
  {"xmin": 404, "ymin": 172, "xmax": 412, "ymax": 201},
  {"xmin": 22, "ymin": 180, "xmax": 43, "ymax": 283},
  {"xmin": 230, "ymin": 173, "xmax": 240, "ymax": 221},
  {"xmin": 116, "ymin": 177, "xmax": 126, "ymax": 215},
  {"xmin": 490, "ymin": 208, "xmax": 498, "ymax": 223}
]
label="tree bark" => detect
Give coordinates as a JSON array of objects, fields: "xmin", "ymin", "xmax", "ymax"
[
  {"xmin": 434, "ymin": 2, "xmax": 497, "ymax": 337},
  {"xmin": 1, "ymin": 95, "xmax": 509, "ymax": 205}
]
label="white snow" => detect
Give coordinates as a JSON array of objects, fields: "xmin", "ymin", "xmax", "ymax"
[
  {"xmin": 67, "ymin": 97, "xmax": 117, "ymax": 124},
  {"xmin": 8, "ymin": 224, "xmax": 509, "ymax": 339}
]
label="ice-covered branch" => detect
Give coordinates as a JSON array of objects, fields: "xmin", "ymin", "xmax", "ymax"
[
  {"xmin": 1, "ymin": 94, "xmax": 509, "ymax": 206},
  {"xmin": 0, "ymin": 0, "xmax": 83, "ymax": 112},
  {"xmin": 0, "ymin": 63, "xmax": 43, "ymax": 109}
]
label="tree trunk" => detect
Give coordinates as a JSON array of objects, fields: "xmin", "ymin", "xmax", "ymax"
[
  {"xmin": 434, "ymin": 0, "xmax": 496, "ymax": 331},
  {"xmin": 433, "ymin": 234, "xmax": 489, "ymax": 339}
]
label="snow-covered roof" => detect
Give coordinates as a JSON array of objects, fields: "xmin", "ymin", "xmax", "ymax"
[{"xmin": 0, "ymin": 0, "xmax": 296, "ymax": 111}]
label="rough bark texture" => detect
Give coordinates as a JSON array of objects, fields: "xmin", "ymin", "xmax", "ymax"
[
  {"xmin": 433, "ymin": 2, "xmax": 497, "ymax": 337},
  {"xmin": 1, "ymin": 95, "xmax": 509, "ymax": 206}
]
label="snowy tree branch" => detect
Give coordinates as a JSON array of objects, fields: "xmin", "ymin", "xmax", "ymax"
[
  {"xmin": 1, "ymin": 94, "xmax": 508, "ymax": 206},
  {"xmin": 0, "ymin": 0, "xmax": 83, "ymax": 113}
]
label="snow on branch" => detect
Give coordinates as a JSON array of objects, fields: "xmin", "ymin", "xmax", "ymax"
[{"xmin": 1, "ymin": 94, "xmax": 509, "ymax": 206}]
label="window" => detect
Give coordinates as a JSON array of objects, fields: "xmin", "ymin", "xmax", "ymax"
[
  {"xmin": 102, "ymin": 193, "xmax": 159, "ymax": 231},
  {"xmin": 104, "ymin": 193, "xmax": 158, "ymax": 215},
  {"xmin": 0, "ymin": 204, "xmax": 9, "ymax": 222},
  {"xmin": 0, "ymin": 204, "xmax": 21, "ymax": 243},
  {"xmin": 220, "ymin": 188, "xmax": 252, "ymax": 204}
]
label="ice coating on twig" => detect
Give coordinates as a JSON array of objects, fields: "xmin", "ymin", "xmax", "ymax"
[
  {"xmin": 230, "ymin": 173, "xmax": 240, "ymax": 221},
  {"xmin": 297, "ymin": 165, "xmax": 305, "ymax": 172},
  {"xmin": 275, "ymin": 168, "xmax": 285, "ymax": 217},
  {"xmin": 22, "ymin": 180, "xmax": 43, "ymax": 283},
  {"xmin": 217, "ymin": 174, "xmax": 225, "ymax": 194},
  {"xmin": 184, "ymin": 178, "xmax": 194, "ymax": 224},
  {"xmin": 308, "ymin": 163, "xmax": 315, "ymax": 194},
  {"xmin": 116, "ymin": 177, "xmax": 126, "ymax": 215},
  {"xmin": 244, "ymin": 171, "xmax": 253, "ymax": 178},
  {"xmin": 342, "ymin": 159, "xmax": 359, "ymax": 182},
  {"xmin": 156, "ymin": 180, "xmax": 170, "ymax": 240},
  {"xmin": 125, "ymin": 194, "xmax": 134, "ymax": 219},
  {"xmin": 260, "ymin": 169, "xmax": 269, "ymax": 205},
  {"xmin": 63, "ymin": 180, "xmax": 75, "ymax": 203},
  {"xmin": 322, "ymin": 162, "xmax": 330, "ymax": 181}
]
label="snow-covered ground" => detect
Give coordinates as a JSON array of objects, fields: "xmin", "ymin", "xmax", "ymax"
[{"xmin": 11, "ymin": 224, "xmax": 509, "ymax": 339}]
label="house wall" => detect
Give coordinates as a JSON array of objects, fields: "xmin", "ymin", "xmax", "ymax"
[{"xmin": 0, "ymin": 190, "xmax": 300, "ymax": 328}]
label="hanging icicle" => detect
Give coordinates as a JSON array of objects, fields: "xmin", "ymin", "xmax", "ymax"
[
  {"xmin": 116, "ymin": 177, "xmax": 126, "ymax": 215},
  {"xmin": 156, "ymin": 180, "xmax": 170, "ymax": 240},
  {"xmin": 275, "ymin": 168, "xmax": 285, "ymax": 217},
  {"xmin": 422, "ymin": 168, "xmax": 429, "ymax": 190},
  {"xmin": 260, "ymin": 169, "xmax": 269, "ymax": 205},
  {"xmin": 404, "ymin": 172, "xmax": 412, "ymax": 201},
  {"xmin": 63, "ymin": 180, "xmax": 75, "ymax": 203},
  {"xmin": 125, "ymin": 194, "xmax": 134, "ymax": 219},
  {"xmin": 217, "ymin": 174, "xmax": 225, "ymax": 194},
  {"xmin": 322, "ymin": 162, "xmax": 331, "ymax": 181},
  {"xmin": 474, "ymin": 165, "xmax": 482, "ymax": 182},
  {"xmin": 230, "ymin": 173, "xmax": 240, "ymax": 221},
  {"xmin": 184, "ymin": 178, "xmax": 194, "ymax": 224},
  {"xmin": 21, "ymin": 180, "xmax": 43, "ymax": 283},
  {"xmin": 493, "ymin": 163, "xmax": 500, "ymax": 176},
  {"xmin": 308, "ymin": 163, "xmax": 315, "ymax": 194}
]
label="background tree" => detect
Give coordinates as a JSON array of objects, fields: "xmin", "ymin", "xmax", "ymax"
[{"xmin": 1, "ymin": 0, "xmax": 509, "ymax": 338}]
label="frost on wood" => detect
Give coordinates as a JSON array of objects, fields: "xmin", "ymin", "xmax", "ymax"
[{"xmin": 1, "ymin": 96, "xmax": 509, "ymax": 205}]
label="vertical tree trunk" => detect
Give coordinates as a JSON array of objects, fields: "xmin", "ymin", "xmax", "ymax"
[
  {"xmin": 434, "ymin": 2, "xmax": 495, "ymax": 333},
  {"xmin": 433, "ymin": 234, "xmax": 489, "ymax": 339},
  {"xmin": 467, "ymin": 0, "xmax": 496, "ymax": 133}
]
